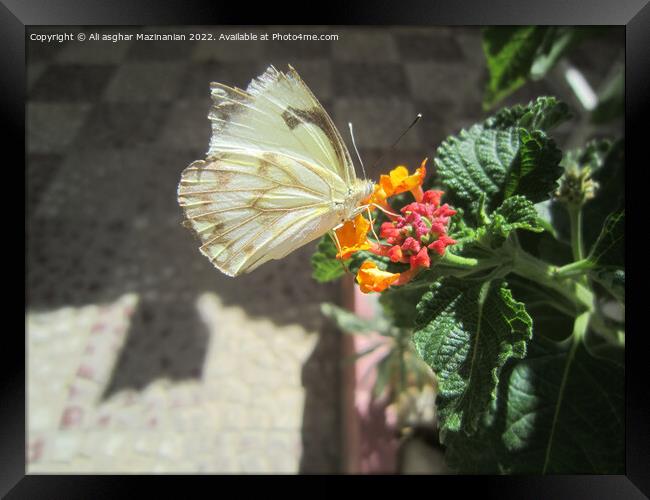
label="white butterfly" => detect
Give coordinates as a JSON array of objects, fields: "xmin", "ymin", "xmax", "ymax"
[{"xmin": 177, "ymin": 64, "xmax": 375, "ymax": 277}]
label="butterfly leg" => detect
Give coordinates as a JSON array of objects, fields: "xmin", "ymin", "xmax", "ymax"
[
  {"xmin": 328, "ymin": 229, "xmax": 352, "ymax": 276},
  {"xmin": 365, "ymin": 206, "xmax": 381, "ymax": 242},
  {"xmin": 370, "ymin": 203, "xmax": 400, "ymax": 218}
]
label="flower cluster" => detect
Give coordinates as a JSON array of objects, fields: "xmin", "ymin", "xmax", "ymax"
[{"xmin": 335, "ymin": 160, "xmax": 457, "ymax": 293}]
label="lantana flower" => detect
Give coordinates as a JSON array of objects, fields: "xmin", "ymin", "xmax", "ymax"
[
  {"xmin": 366, "ymin": 158, "xmax": 428, "ymax": 207},
  {"xmin": 335, "ymin": 214, "xmax": 372, "ymax": 259},
  {"xmin": 356, "ymin": 261, "xmax": 401, "ymax": 293},
  {"xmin": 336, "ymin": 161, "xmax": 458, "ymax": 294}
]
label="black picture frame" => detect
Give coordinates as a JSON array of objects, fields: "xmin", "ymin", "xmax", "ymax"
[{"xmin": 10, "ymin": 0, "xmax": 647, "ymax": 496}]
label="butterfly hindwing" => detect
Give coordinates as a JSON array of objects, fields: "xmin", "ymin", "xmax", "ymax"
[{"xmin": 178, "ymin": 151, "xmax": 347, "ymax": 276}]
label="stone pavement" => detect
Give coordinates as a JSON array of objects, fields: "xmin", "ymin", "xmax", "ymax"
[
  {"xmin": 27, "ymin": 293, "xmax": 320, "ymax": 472},
  {"xmin": 26, "ymin": 26, "xmax": 623, "ymax": 473}
]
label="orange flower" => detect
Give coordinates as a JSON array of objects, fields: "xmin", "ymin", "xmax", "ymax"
[
  {"xmin": 380, "ymin": 159, "xmax": 427, "ymax": 199},
  {"xmin": 356, "ymin": 261, "xmax": 401, "ymax": 293},
  {"xmin": 365, "ymin": 183, "xmax": 390, "ymax": 207},
  {"xmin": 335, "ymin": 214, "xmax": 371, "ymax": 259},
  {"xmin": 364, "ymin": 159, "xmax": 428, "ymax": 207}
]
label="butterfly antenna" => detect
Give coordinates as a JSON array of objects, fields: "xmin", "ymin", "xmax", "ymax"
[
  {"xmin": 348, "ymin": 122, "xmax": 367, "ymax": 180},
  {"xmin": 370, "ymin": 113, "xmax": 422, "ymax": 171}
]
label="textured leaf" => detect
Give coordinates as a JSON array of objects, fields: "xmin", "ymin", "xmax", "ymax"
[
  {"xmin": 311, "ymin": 235, "xmax": 345, "ymax": 283},
  {"xmin": 469, "ymin": 196, "xmax": 544, "ymax": 252},
  {"xmin": 504, "ymin": 129, "xmax": 563, "ymax": 203},
  {"xmin": 445, "ymin": 335, "xmax": 624, "ymax": 474},
  {"xmin": 486, "ymin": 96, "xmax": 571, "ymax": 131},
  {"xmin": 413, "ymin": 278, "xmax": 532, "ymax": 438},
  {"xmin": 435, "ymin": 98, "xmax": 568, "ymax": 217},
  {"xmin": 491, "ymin": 196, "xmax": 544, "ymax": 235},
  {"xmin": 435, "ymin": 123, "xmax": 516, "ymax": 214},
  {"xmin": 478, "ymin": 196, "xmax": 544, "ymax": 250}
]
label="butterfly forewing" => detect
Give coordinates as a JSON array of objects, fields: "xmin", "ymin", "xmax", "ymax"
[{"xmin": 208, "ymin": 65, "xmax": 356, "ymax": 186}]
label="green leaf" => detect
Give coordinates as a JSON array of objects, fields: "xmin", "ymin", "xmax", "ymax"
[
  {"xmin": 582, "ymin": 140, "xmax": 625, "ymax": 249},
  {"xmin": 530, "ymin": 27, "xmax": 601, "ymax": 79},
  {"xmin": 379, "ymin": 276, "xmax": 433, "ymax": 329},
  {"xmin": 483, "ymin": 27, "xmax": 599, "ymax": 108},
  {"xmin": 468, "ymin": 196, "xmax": 544, "ymax": 252},
  {"xmin": 310, "ymin": 232, "xmax": 407, "ymax": 284},
  {"xmin": 486, "ymin": 196, "xmax": 544, "ymax": 242},
  {"xmin": 483, "ymin": 27, "xmax": 548, "ymax": 109},
  {"xmin": 311, "ymin": 235, "xmax": 345, "ymax": 283},
  {"xmin": 347, "ymin": 249, "xmax": 406, "ymax": 276},
  {"xmin": 587, "ymin": 210, "xmax": 624, "ymax": 269},
  {"xmin": 413, "ymin": 278, "xmax": 532, "ymax": 438},
  {"xmin": 507, "ymin": 274, "xmax": 576, "ymax": 341},
  {"xmin": 584, "ymin": 210, "xmax": 625, "ymax": 302},
  {"xmin": 591, "ymin": 69, "xmax": 624, "ymax": 124},
  {"xmin": 320, "ymin": 302, "xmax": 391, "ymax": 335},
  {"xmin": 486, "ymin": 96, "xmax": 571, "ymax": 131},
  {"xmin": 504, "ymin": 129, "xmax": 563, "ymax": 202},
  {"xmin": 435, "ymin": 124, "xmax": 514, "ymax": 214},
  {"xmin": 435, "ymin": 98, "xmax": 568, "ymax": 217},
  {"xmin": 445, "ymin": 335, "xmax": 624, "ymax": 473}
]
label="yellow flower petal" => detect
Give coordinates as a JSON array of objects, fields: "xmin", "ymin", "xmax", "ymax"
[
  {"xmin": 377, "ymin": 162, "xmax": 427, "ymax": 198},
  {"xmin": 356, "ymin": 261, "xmax": 400, "ymax": 293},
  {"xmin": 335, "ymin": 214, "xmax": 371, "ymax": 259}
]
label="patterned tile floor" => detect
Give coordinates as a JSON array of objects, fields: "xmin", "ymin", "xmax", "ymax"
[{"xmin": 26, "ymin": 26, "xmax": 623, "ymax": 473}]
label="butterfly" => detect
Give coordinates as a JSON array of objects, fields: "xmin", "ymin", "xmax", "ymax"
[{"xmin": 177, "ymin": 64, "xmax": 375, "ymax": 277}]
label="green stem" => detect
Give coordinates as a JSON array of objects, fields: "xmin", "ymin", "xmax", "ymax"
[
  {"xmin": 555, "ymin": 258, "xmax": 593, "ymax": 278},
  {"xmin": 439, "ymin": 251, "xmax": 502, "ymax": 271},
  {"xmin": 568, "ymin": 205, "xmax": 584, "ymax": 262},
  {"xmin": 439, "ymin": 252, "xmax": 480, "ymax": 269},
  {"xmin": 511, "ymin": 247, "xmax": 593, "ymax": 313}
]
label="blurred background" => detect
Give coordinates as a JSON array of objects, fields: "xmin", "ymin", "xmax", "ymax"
[{"xmin": 26, "ymin": 25, "xmax": 623, "ymax": 473}]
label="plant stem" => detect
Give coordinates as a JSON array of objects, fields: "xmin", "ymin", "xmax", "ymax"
[
  {"xmin": 440, "ymin": 251, "xmax": 503, "ymax": 271},
  {"xmin": 511, "ymin": 247, "xmax": 593, "ymax": 313},
  {"xmin": 439, "ymin": 252, "xmax": 480, "ymax": 269},
  {"xmin": 568, "ymin": 205, "xmax": 584, "ymax": 262},
  {"xmin": 554, "ymin": 258, "xmax": 593, "ymax": 278}
]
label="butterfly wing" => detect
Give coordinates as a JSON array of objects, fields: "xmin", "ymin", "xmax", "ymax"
[
  {"xmin": 208, "ymin": 64, "xmax": 356, "ymax": 186},
  {"xmin": 178, "ymin": 150, "xmax": 348, "ymax": 276},
  {"xmin": 178, "ymin": 65, "xmax": 362, "ymax": 276}
]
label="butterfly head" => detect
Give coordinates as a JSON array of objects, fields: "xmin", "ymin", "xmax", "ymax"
[
  {"xmin": 362, "ymin": 179, "xmax": 375, "ymax": 200},
  {"xmin": 343, "ymin": 179, "xmax": 375, "ymax": 220}
]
